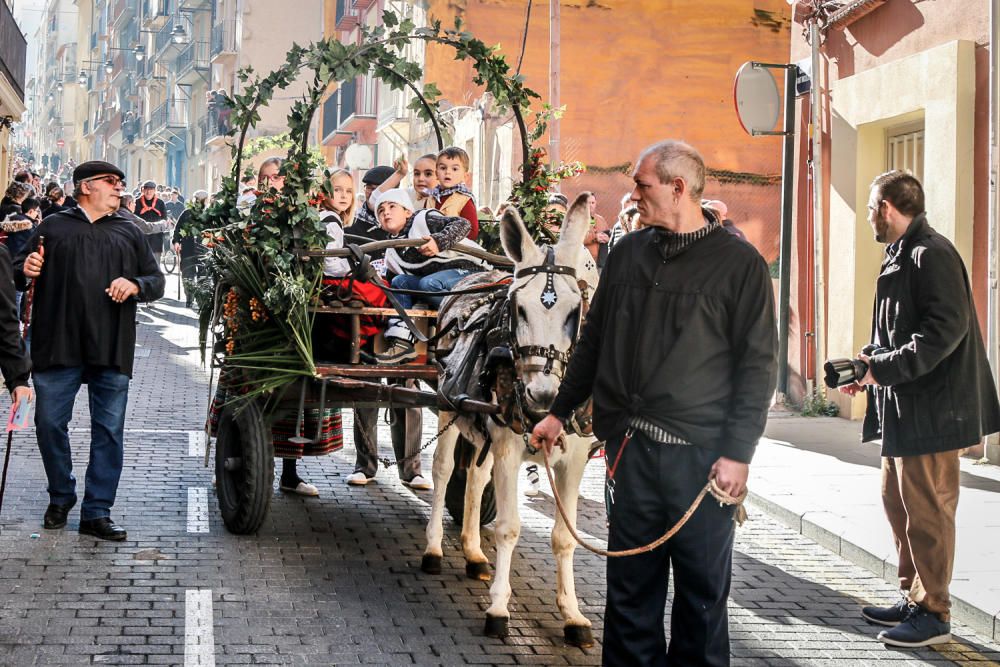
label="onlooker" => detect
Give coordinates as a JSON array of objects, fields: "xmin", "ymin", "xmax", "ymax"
[
  {"xmin": 429, "ymin": 147, "xmax": 479, "ymax": 239},
  {"xmin": 581, "ymin": 191, "xmax": 611, "ymax": 267},
  {"xmin": 172, "ymin": 190, "xmax": 210, "ymax": 308},
  {"xmin": 136, "ymin": 180, "xmax": 169, "ymax": 264},
  {"xmin": 15, "ymin": 160, "xmax": 165, "ymax": 541},
  {"xmin": 841, "ymin": 171, "xmax": 1000, "ymax": 648},
  {"xmin": 532, "ymin": 140, "xmax": 777, "ymax": 665},
  {"xmin": 703, "ymin": 199, "xmax": 746, "ymax": 242}
]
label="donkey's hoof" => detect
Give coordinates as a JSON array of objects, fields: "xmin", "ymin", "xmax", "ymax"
[
  {"xmin": 484, "ymin": 614, "xmax": 509, "ymax": 639},
  {"xmin": 564, "ymin": 624, "xmax": 595, "ymax": 648},
  {"xmin": 420, "ymin": 554, "xmax": 442, "ymax": 575},
  {"xmin": 466, "ymin": 560, "xmax": 492, "ymax": 581}
]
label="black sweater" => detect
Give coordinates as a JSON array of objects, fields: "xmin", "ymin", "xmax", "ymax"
[
  {"xmin": 548, "ymin": 224, "xmax": 778, "ymax": 463},
  {"xmin": 13, "ymin": 207, "xmax": 165, "ymax": 377},
  {"xmin": 0, "ymin": 246, "xmax": 30, "ymax": 390}
]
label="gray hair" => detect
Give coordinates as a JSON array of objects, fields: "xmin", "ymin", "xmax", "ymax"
[
  {"xmin": 192, "ymin": 189, "xmax": 209, "ymax": 202},
  {"xmin": 638, "ymin": 140, "xmax": 706, "ymax": 200}
]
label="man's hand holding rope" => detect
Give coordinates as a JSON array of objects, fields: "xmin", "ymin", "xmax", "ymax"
[{"xmin": 530, "ymin": 414, "xmax": 564, "ymax": 455}]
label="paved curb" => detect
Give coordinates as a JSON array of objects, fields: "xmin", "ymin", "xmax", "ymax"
[{"xmin": 747, "ymin": 491, "xmax": 1000, "ymax": 642}]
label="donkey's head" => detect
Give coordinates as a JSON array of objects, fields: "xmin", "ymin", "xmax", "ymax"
[{"xmin": 500, "ymin": 193, "xmax": 593, "ymax": 415}]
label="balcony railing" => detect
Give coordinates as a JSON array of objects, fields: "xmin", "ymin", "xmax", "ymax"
[
  {"xmin": 145, "ymin": 98, "xmax": 189, "ymax": 136},
  {"xmin": 198, "ymin": 111, "xmax": 230, "ymax": 145},
  {"xmin": 176, "ymin": 41, "xmax": 209, "ymax": 76},
  {"xmin": 335, "ymin": 0, "xmax": 359, "ymax": 30},
  {"xmin": 210, "ymin": 20, "xmax": 236, "ymax": 58}
]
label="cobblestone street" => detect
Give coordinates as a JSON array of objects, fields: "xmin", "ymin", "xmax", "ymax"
[{"xmin": 0, "ymin": 291, "xmax": 998, "ymax": 665}]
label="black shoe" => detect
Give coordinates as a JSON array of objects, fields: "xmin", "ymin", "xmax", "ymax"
[
  {"xmin": 861, "ymin": 597, "xmax": 911, "ymax": 626},
  {"xmin": 79, "ymin": 517, "xmax": 128, "ymax": 541},
  {"xmin": 877, "ymin": 604, "xmax": 951, "ymax": 648},
  {"xmin": 43, "ymin": 501, "xmax": 76, "ymax": 530}
]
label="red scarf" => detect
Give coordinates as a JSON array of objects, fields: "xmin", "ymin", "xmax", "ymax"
[{"xmin": 138, "ymin": 196, "xmax": 160, "ymax": 216}]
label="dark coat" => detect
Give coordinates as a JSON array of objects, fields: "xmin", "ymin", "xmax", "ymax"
[
  {"xmin": 549, "ymin": 224, "xmax": 778, "ymax": 464},
  {"xmin": 0, "ymin": 246, "xmax": 30, "ymax": 391},
  {"xmin": 864, "ymin": 214, "xmax": 1000, "ymax": 456}
]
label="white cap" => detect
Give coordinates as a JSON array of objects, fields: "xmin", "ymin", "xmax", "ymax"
[{"xmin": 372, "ymin": 187, "xmax": 414, "ymax": 214}]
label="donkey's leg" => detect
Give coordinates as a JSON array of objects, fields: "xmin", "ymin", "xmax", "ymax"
[
  {"xmin": 462, "ymin": 447, "xmax": 494, "ymax": 581},
  {"xmin": 421, "ymin": 419, "xmax": 459, "ymax": 575},
  {"xmin": 551, "ymin": 443, "xmax": 594, "ymax": 648},
  {"xmin": 484, "ymin": 437, "xmax": 522, "ymax": 638}
]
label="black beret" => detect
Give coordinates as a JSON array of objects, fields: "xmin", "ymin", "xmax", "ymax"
[
  {"xmin": 73, "ymin": 161, "xmax": 125, "ymax": 184},
  {"xmin": 361, "ymin": 165, "xmax": 395, "ymax": 186}
]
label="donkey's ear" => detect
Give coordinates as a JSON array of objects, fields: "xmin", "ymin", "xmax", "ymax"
[
  {"xmin": 557, "ymin": 193, "xmax": 590, "ymax": 257},
  {"xmin": 500, "ymin": 206, "xmax": 540, "ymax": 265}
]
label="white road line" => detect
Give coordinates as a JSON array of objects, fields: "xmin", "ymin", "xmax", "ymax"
[
  {"xmin": 187, "ymin": 487, "xmax": 209, "ymax": 534},
  {"xmin": 184, "ymin": 589, "xmax": 215, "ymax": 667},
  {"xmin": 188, "ymin": 431, "xmax": 206, "ymax": 457}
]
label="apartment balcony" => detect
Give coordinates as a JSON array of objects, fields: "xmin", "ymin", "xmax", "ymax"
[
  {"xmin": 111, "ymin": 0, "xmax": 137, "ymax": 29},
  {"xmin": 154, "ymin": 15, "xmax": 191, "ymax": 59},
  {"xmin": 335, "ymin": 0, "xmax": 359, "ymax": 31},
  {"xmin": 145, "ymin": 98, "xmax": 189, "ymax": 141},
  {"xmin": 121, "ymin": 113, "xmax": 143, "ymax": 145},
  {"xmin": 142, "ymin": 0, "xmax": 174, "ymax": 29},
  {"xmin": 353, "ymin": 0, "xmax": 377, "ymax": 9},
  {"xmin": 0, "ymin": 0, "xmax": 27, "ymax": 103},
  {"xmin": 210, "ymin": 20, "xmax": 236, "ymax": 63},
  {"xmin": 178, "ymin": 0, "xmax": 211, "ymax": 9},
  {"xmin": 198, "ymin": 111, "xmax": 230, "ymax": 149},
  {"xmin": 175, "ymin": 41, "xmax": 209, "ymax": 84}
]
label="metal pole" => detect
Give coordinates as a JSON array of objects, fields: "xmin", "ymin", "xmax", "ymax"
[
  {"xmin": 777, "ymin": 66, "xmax": 797, "ymax": 397},
  {"xmin": 810, "ymin": 20, "xmax": 826, "ymax": 396},
  {"xmin": 988, "ymin": 0, "xmax": 1000, "ymax": 462},
  {"xmin": 549, "ymin": 0, "xmax": 560, "ymax": 169}
]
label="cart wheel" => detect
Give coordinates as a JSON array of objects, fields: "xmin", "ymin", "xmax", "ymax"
[
  {"xmin": 162, "ymin": 247, "xmax": 178, "ymax": 274},
  {"xmin": 215, "ymin": 401, "xmax": 273, "ymax": 534},
  {"xmin": 445, "ymin": 436, "xmax": 497, "ymax": 526}
]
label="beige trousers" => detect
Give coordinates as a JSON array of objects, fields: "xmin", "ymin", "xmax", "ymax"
[{"xmin": 881, "ymin": 450, "xmax": 961, "ymax": 622}]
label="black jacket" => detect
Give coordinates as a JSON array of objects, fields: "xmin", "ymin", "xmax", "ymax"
[
  {"xmin": 13, "ymin": 207, "xmax": 165, "ymax": 377},
  {"xmin": 863, "ymin": 214, "xmax": 1000, "ymax": 456},
  {"xmin": 0, "ymin": 246, "xmax": 30, "ymax": 391},
  {"xmin": 549, "ymin": 224, "xmax": 778, "ymax": 463}
]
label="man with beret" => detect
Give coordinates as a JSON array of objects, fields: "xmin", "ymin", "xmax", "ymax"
[{"xmin": 16, "ymin": 160, "xmax": 165, "ymax": 541}]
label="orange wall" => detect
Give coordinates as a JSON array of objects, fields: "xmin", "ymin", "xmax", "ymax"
[{"xmin": 424, "ymin": 0, "xmax": 792, "ymax": 261}]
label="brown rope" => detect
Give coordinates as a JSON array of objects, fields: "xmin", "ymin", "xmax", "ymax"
[{"xmin": 541, "ymin": 440, "xmax": 748, "ymax": 558}]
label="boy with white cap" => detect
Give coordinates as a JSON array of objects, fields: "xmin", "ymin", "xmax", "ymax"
[{"xmin": 373, "ymin": 188, "xmax": 490, "ymax": 364}]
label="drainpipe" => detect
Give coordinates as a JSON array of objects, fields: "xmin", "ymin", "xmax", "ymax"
[
  {"xmin": 549, "ymin": 0, "xmax": 560, "ymax": 170},
  {"xmin": 988, "ymin": 0, "xmax": 1000, "ymax": 462},
  {"xmin": 810, "ymin": 19, "xmax": 826, "ymax": 397}
]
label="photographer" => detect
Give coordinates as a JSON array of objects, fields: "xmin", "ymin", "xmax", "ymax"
[{"xmin": 840, "ymin": 171, "xmax": 1000, "ymax": 648}]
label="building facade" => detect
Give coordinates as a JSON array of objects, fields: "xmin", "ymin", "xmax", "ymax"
[{"xmin": 0, "ymin": 0, "xmax": 27, "ymax": 192}]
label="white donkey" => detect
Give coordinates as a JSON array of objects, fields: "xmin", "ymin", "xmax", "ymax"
[{"xmin": 421, "ymin": 194, "xmax": 599, "ymax": 647}]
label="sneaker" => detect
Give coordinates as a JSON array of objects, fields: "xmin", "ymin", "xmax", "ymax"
[
  {"xmin": 877, "ymin": 604, "xmax": 951, "ymax": 648},
  {"xmin": 403, "ymin": 475, "xmax": 432, "ymax": 491},
  {"xmin": 375, "ymin": 339, "xmax": 418, "ymax": 365},
  {"xmin": 524, "ymin": 464, "xmax": 540, "ymax": 497},
  {"xmin": 862, "ymin": 596, "xmax": 911, "ymax": 626},
  {"xmin": 346, "ymin": 471, "xmax": 374, "ymax": 486},
  {"xmin": 279, "ymin": 480, "xmax": 319, "ymax": 496}
]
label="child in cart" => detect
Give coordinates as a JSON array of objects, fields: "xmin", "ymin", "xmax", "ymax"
[{"xmin": 372, "ymin": 188, "xmax": 491, "ymax": 364}]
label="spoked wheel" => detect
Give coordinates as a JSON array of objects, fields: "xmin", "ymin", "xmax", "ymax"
[
  {"xmin": 161, "ymin": 246, "xmax": 178, "ymax": 274},
  {"xmin": 215, "ymin": 401, "xmax": 273, "ymax": 534},
  {"xmin": 445, "ymin": 435, "xmax": 497, "ymax": 526}
]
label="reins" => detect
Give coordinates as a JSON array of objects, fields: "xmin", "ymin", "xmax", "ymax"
[{"xmin": 539, "ymin": 436, "xmax": 748, "ymax": 558}]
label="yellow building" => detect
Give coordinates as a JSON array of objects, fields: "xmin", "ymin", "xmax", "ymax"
[{"xmin": 0, "ymin": 0, "xmax": 26, "ymax": 192}]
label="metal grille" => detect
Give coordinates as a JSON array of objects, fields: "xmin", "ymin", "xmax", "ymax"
[{"xmin": 887, "ymin": 124, "xmax": 924, "ymax": 182}]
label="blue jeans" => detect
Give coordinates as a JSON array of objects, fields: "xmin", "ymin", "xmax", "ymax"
[
  {"xmin": 391, "ymin": 268, "xmax": 474, "ymax": 309},
  {"xmin": 33, "ymin": 365, "xmax": 131, "ymax": 520}
]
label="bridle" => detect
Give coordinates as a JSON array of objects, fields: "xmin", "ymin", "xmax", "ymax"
[{"xmin": 506, "ymin": 246, "xmax": 585, "ymax": 381}]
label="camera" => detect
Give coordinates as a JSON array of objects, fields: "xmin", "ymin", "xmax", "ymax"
[
  {"xmin": 823, "ymin": 358, "xmax": 870, "ymax": 389},
  {"xmin": 823, "ymin": 346, "xmax": 889, "ymax": 389}
]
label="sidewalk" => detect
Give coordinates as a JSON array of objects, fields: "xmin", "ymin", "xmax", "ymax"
[{"xmin": 753, "ymin": 410, "xmax": 1000, "ymax": 641}]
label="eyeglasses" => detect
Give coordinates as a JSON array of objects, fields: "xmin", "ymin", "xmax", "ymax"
[{"xmin": 84, "ymin": 175, "xmax": 126, "ymax": 189}]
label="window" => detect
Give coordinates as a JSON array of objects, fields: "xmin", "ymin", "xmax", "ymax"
[{"xmin": 886, "ymin": 121, "xmax": 924, "ymax": 182}]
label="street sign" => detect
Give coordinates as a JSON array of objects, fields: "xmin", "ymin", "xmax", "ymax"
[
  {"xmin": 56, "ymin": 138, "xmax": 65, "ymax": 147},
  {"xmin": 795, "ymin": 57, "xmax": 812, "ymax": 96},
  {"xmin": 734, "ymin": 62, "xmax": 781, "ymax": 136}
]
